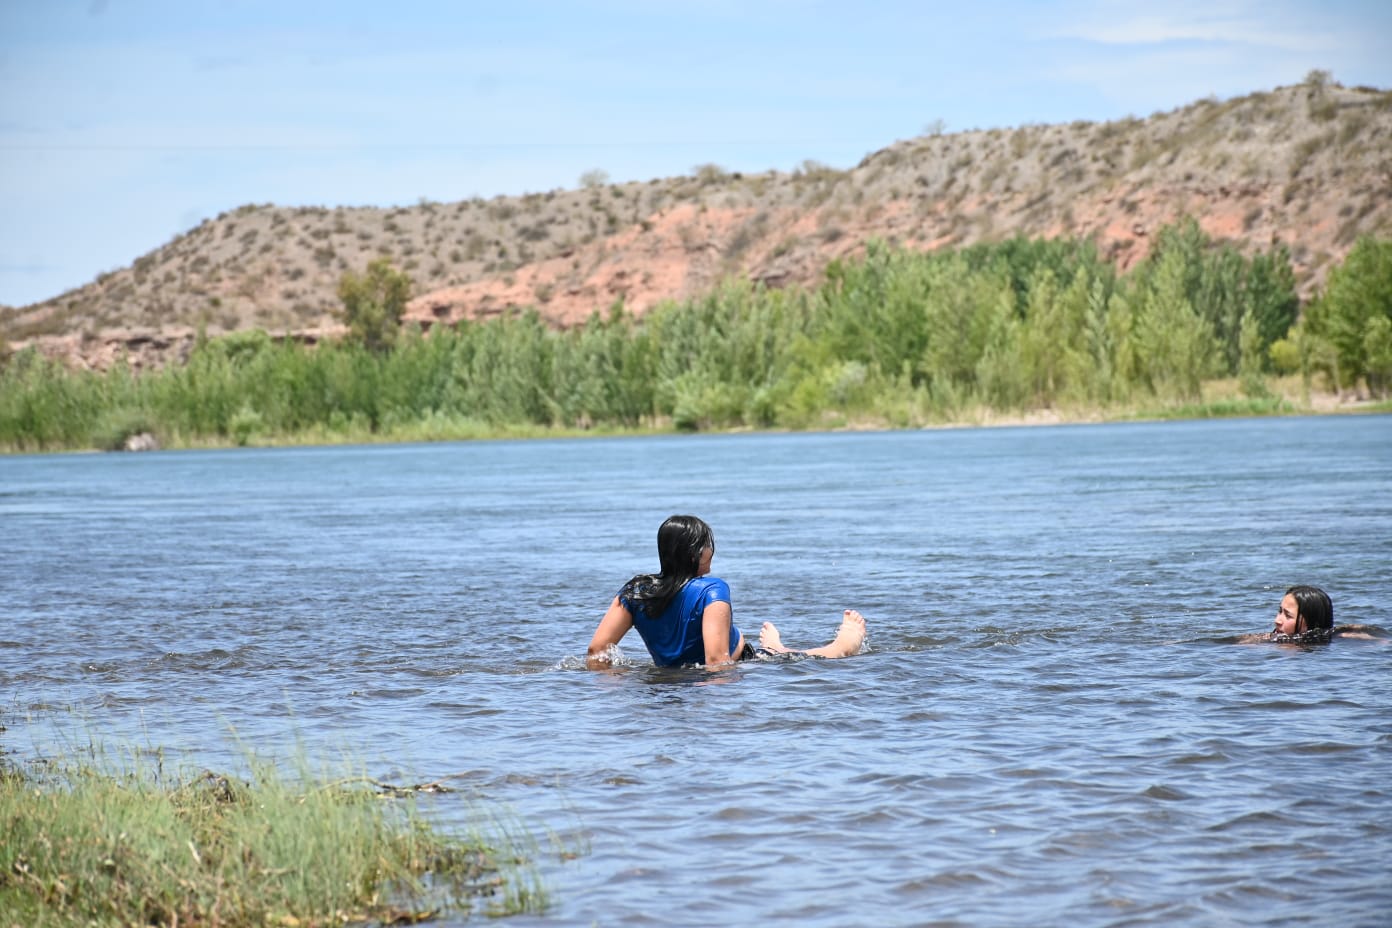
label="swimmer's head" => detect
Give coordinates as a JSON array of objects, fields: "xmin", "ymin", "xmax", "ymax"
[
  {"xmin": 656, "ymin": 514, "xmax": 715, "ymax": 580},
  {"xmin": 1276, "ymin": 585, "xmax": 1333, "ymax": 637}
]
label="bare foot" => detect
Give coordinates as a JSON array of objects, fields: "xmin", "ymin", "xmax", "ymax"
[
  {"xmin": 759, "ymin": 621, "xmax": 790, "ymax": 653},
  {"xmin": 807, "ymin": 610, "xmax": 867, "ymax": 659}
]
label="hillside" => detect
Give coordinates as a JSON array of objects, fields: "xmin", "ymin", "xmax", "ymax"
[{"xmin": 4, "ymin": 76, "xmax": 1390, "ymax": 370}]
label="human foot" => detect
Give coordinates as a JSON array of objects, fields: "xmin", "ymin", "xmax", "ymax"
[
  {"xmin": 759, "ymin": 621, "xmax": 790, "ymax": 653},
  {"xmin": 812, "ymin": 609, "xmax": 866, "ymax": 658}
]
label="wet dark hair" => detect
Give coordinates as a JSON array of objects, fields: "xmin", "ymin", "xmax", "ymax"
[
  {"xmin": 1269, "ymin": 585, "xmax": 1335, "ymax": 643},
  {"xmin": 1287, "ymin": 584, "xmax": 1334, "ymax": 634},
  {"xmin": 620, "ymin": 515, "xmax": 715, "ymax": 619}
]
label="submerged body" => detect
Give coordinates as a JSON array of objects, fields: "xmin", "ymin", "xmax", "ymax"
[
  {"xmin": 623, "ymin": 575, "xmax": 741, "ymax": 667},
  {"xmin": 1238, "ymin": 585, "xmax": 1384, "ymax": 643},
  {"xmin": 586, "ymin": 514, "xmax": 866, "ymax": 670}
]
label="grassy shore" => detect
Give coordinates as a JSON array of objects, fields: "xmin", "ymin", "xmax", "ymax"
[
  {"xmin": 17, "ymin": 374, "xmax": 1385, "ymax": 456},
  {"xmin": 0, "ymin": 744, "xmax": 547, "ymax": 927}
]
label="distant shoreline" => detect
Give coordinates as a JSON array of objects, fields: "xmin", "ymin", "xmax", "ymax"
[{"xmin": 4, "ymin": 382, "xmax": 1386, "ymax": 457}]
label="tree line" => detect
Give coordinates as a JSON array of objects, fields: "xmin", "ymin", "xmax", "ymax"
[{"xmin": 2, "ymin": 220, "xmax": 1389, "ymax": 451}]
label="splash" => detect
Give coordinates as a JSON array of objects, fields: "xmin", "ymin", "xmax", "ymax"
[{"xmin": 552, "ymin": 644, "xmax": 637, "ymax": 671}]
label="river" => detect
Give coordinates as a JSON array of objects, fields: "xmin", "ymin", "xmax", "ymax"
[{"xmin": 3, "ymin": 415, "xmax": 1390, "ymax": 926}]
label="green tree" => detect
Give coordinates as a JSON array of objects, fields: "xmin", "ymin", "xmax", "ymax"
[
  {"xmin": 1017, "ymin": 266, "xmax": 1097, "ymax": 405},
  {"xmin": 1238, "ymin": 311, "xmax": 1269, "ymax": 398},
  {"xmin": 1243, "ymin": 248, "xmax": 1299, "ymax": 367},
  {"xmin": 1081, "ymin": 274, "xmax": 1118, "ymax": 402},
  {"xmin": 338, "ymin": 258, "xmax": 411, "ymax": 353},
  {"xmin": 1132, "ymin": 248, "xmax": 1220, "ymax": 399},
  {"xmin": 1133, "ymin": 219, "xmax": 1298, "ymax": 376},
  {"xmin": 1301, "ymin": 236, "xmax": 1392, "ymax": 395},
  {"xmin": 973, "ymin": 287, "xmax": 1026, "ymax": 409},
  {"xmin": 1363, "ymin": 315, "xmax": 1392, "ymax": 397}
]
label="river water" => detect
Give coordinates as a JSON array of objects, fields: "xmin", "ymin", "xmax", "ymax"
[{"xmin": 3, "ymin": 416, "xmax": 1390, "ymax": 927}]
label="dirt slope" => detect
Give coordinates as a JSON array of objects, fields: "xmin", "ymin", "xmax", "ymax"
[{"xmin": 4, "ymin": 78, "xmax": 1389, "ymax": 370}]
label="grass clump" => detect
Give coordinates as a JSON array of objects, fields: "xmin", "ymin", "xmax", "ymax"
[{"xmin": 0, "ymin": 747, "xmax": 546, "ymax": 926}]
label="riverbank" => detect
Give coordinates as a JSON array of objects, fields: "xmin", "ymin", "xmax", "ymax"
[
  {"xmin": 0, "ymin": 741, "xmax": 546, "ymax": 926},
  {"xmin": 9, "ymin": 375, "xmax": 1387, "ymax": 456}
]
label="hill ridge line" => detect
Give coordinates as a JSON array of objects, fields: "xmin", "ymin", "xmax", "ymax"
[{"xmin": 3, "ymin": 78, "xmax": 1389, "ymax": 370}]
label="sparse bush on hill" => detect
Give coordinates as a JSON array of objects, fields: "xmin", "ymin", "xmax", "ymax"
[
  {"xmin": 693, "ymin": 163, "xmax": 729, "ymax": 186},
  {"xmin": 1304, "ymin": 69, "xmax": 1339, "ymax": 121}
]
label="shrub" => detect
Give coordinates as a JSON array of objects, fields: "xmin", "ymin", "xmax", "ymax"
[
  {"xmin": 338, "ymin": 258, "xmax": 411, "ymax": 352},
  {"xmin": 228, "ymin": 403, "xmax": 264, "ymax": 446}
]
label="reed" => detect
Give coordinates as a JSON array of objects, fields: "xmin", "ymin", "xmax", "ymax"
[{"xmin": 0, "ymin": 744, "xmax": 547, "ymax": 926}]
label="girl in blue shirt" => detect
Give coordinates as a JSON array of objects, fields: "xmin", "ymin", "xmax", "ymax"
[{"xmin": 587, "ymin": 514, "xmax": 867, "ymax": 669}]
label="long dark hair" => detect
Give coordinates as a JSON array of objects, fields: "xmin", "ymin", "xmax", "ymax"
[
  {"xmin": 1288, "ymin": 584, "xmax": 1334, "ymax": 634},
  {"xmin": 620, "ymin": 515, "xmax": 715, "ymax": 619}
]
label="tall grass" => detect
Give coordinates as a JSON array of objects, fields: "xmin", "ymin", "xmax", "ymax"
[{"xmin": 0, "ymin": 743, "xmax": 547, "ymax": 926}]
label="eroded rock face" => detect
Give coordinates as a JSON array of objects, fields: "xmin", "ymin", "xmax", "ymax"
[{"xmin": 122, "ymin": 432, "xmax": 160, "ymax": 452}]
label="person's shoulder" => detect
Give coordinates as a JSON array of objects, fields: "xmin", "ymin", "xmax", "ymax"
[{"xmin": 695, "ymin": 575, "xmax": 732, "ymax": 597}]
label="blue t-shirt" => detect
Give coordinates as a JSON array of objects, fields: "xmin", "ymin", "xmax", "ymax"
[{"xmin": 621, "ymin": 576, "xmax": 740, "ymax": 667}]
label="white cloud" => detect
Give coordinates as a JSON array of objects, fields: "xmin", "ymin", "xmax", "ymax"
[
  {"xmin": 1046, "ymin": 0, "xmax": 1340, "ymax": 53},
  {"xmin": 1032, "ymin": 0, "xmax": 1392, "ymax": 117}
]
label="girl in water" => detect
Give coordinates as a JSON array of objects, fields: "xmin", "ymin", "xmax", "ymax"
[
  {"xmin": 1244, "ymin": 584, "xmax": 1380, "ymax": 643},
  {"xmin": 586, "ymin": 514, "xmax": 867, "ymax": 669},
  {"xmin": 1270, "ymin": 584, "xmax": 1336, "ymax": 643}
]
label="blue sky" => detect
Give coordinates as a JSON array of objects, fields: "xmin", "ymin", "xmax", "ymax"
[{"xmin": 2, "ymin": 1, "xmax": 1389, "ymax": 308}]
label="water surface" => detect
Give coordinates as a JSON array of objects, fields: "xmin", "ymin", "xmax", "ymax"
[{"xmin": 3, "ymin": 415, "xmax": 1390, "ymax": 927}]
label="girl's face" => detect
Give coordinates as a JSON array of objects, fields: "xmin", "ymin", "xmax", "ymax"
[
  {"xmin": 697, "ymin": 545, "xmax": 713, "ymax": 577},
  {"xmin": 1274, "ymin": 593, "xmax": 1301, "ymax": 636}
]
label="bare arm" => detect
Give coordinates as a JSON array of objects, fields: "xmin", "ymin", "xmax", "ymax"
[
  {"xmin": 701, "ymin": 600, "xmax": 738, "ymax": 669},
  {"xmin": 587, "ymin": 596, "xmax": 634, "ymax": 670},
  {"xmin": 1334, "ymin": 624, "xmax": 1383, "ymax": 640}
]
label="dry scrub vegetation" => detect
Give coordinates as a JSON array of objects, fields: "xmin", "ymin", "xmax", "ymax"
[{"xmin": 3, "ymin": 76, "xmax": 1389, "ymax": 370}]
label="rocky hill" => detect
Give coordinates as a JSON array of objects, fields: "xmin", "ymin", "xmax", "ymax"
[{"xmin": 4, "ymin": 76, "xmax": 1390, "ymax": 370}]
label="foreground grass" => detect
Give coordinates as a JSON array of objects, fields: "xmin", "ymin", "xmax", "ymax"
[{"xmin": 0, "ymin": 747, "xmax": 546, "ymax": 927}]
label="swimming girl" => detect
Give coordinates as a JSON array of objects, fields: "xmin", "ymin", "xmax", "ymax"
[
  {"xmin": 1272, "ymin": 584, "xmax": 1335, "ymax": 642},
  {"xmin": 586, "ymin": 514, "xmax": 867, "ymax": 670},
  {"xmin": 1248, "ymin": 584, "xmax": 1380, "ymax": 643}
]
